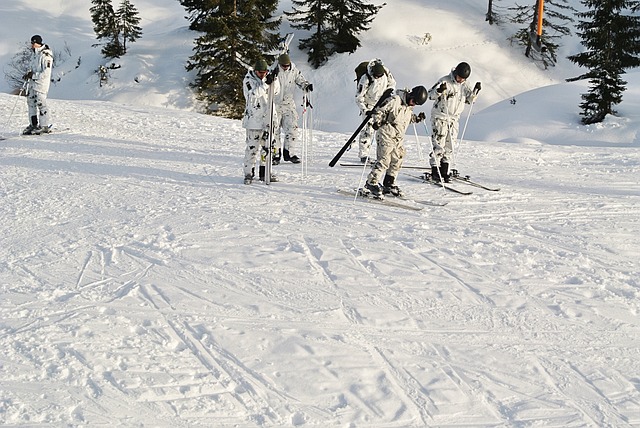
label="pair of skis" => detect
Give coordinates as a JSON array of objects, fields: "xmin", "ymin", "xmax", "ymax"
[
  {"xmin": 336, "ymin": 188, "xmax": 448, "ymax": 211},
  {"xmin": 339, "ymin": 163, "xmax": 500, "ymax": 193},
  {"xmin": 404, "ymin": 172, "xmax": 500, "ymax": 194}
]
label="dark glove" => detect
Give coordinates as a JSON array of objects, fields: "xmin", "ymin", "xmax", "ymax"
[
  {"xmin": 305, "ymin": 83, "xmax": 313, "ymax": 92},
  {"xmin": 437, "ymin": 82, "xmax": 447, "ymax": 93},
  {"xmin": 265, "ymin": 72, "xmax": 275, "ymax": 85},
  {"xmin": 417, "ymin": 112, "xmax": 426, "ymax": 122},
  {"xmin": 23, "ymin": 71, "xmax": 33, "ymax": 80},
  {"xmin": 474, "ymin": 82, "xmax": 482, "ymax": 93}
]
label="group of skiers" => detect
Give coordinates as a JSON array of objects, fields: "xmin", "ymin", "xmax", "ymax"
[
  {"xmin": 18, "ymin": 34, "xmax": 480, "ymax": 196},
  {"xmin": 241, "ymin": 54, "xmax": 481, "ymax": 198}
]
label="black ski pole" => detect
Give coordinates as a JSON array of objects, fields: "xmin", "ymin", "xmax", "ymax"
[{"xmin": 329, "ymin": 88, "xmax": 393, "ymax": 167}]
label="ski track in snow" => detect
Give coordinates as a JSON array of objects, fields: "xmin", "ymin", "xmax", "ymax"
[{"xmin": 1, "ymin": 96, "xmax": 640, "ymax": 426}]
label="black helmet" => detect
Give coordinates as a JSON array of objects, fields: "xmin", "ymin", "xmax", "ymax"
[
  {"xmin": 408, "ymin": 86, "xmax": 428, "ymax": 105},
  {"xmin": 454, "ymin": 62, "xmax": 471, "ymax": 79}
]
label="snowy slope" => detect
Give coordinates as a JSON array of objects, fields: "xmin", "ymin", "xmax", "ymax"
[{"xmin": 2, "ymin": 0, "xmax": 640, "ymax": 426}]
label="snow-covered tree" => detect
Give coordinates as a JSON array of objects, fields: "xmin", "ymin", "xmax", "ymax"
[
  {"xmin": 116, "ymin": 0, "xmax": 142, "ymax": 54},
  {"xmin": 181, "ymin": 0, "xmax": 281, "ymax": 119},
  {"xmin": 567, "ymin": 0, "xmax": 640, "ymax": 124},
  {"xmin": 286, "ymin": 0, "xmax": 384, "ymax": 68}
]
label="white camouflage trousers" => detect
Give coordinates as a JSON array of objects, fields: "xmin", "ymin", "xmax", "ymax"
[
  {"xmin": 429, "ymin": 117, "xmax": 459, "ymax": 167},
  {"xmin": 27, "ymin": 90, "xmax": 50, "ymax": 128},
  {"xmin": 366, "ymin": 136, "xmax": 406, "ymax": 186},
  {"xmin": 243, "ymin": 129, "xmax": 270, "ymax": 177},
  {"xmin": 274, "ymin": 105, "xmax": 299, "ymax": 155}
]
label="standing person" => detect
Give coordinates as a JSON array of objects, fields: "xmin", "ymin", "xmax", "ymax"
[
  {"xmin": 355, "ymin": 58, "xmax": 396, "ymax": 163},
  {"xmin": 22, "ymin": 35, "xmax": 53, "ymax": 135},
  {"xmin": 272, "ymin": 53, "xmax": 313, "ymax": 165},
  {"xmin": 426, "ymin": 62, "xmax": 481, "ymax": 182},
  {"xmin": 242, "ymin": 59, "xmax": 281, "ymax": 184},
  {"xmin": 363, "ymin": 86, "xmax": 428, "ymax": 199}
]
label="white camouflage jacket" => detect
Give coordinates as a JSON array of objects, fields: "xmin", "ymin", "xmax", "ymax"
[
  {"xmin": 355, "ymin": 61, "xmax": 396, "ymax": 112},
  {"xmin": 28, "ymin": 44, "xmax": 53, "ymax": 94},
  {"xmin": 427, "ymin": 71, "xmax": 474, "ymax": 121},
  {"xmin": 273, "ymin": 62, "xmax": 309, "ymax": 109},
  {"xmin": 370, "ymin": 89, "xmax": 414, "ymax": 144},
  {"xmin": 242, "ymin": 70, "xmax": 280, "ymax": 130}
]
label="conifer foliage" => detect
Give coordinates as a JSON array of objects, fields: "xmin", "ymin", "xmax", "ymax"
[
  {"xmin": 118, "ymin": 0, "xmax": 143, "ymax": 54},
  {"xmin": 568, "ymin": 0, "xmax": 640, "ymax": 124},
  {"xmin": 286, "ymin": 0, "xmax": 384, "ymax": 68},
  {"xmin": 180, "ymin": 0, "xmax": 281, "ymax": 119},
  {"xmin": 509, "ymin": 0, "xmax": 575, "ymax": 68},
  {"xmin": 90, "ymin": 0, "xmax": 142, "ymax": 58}
]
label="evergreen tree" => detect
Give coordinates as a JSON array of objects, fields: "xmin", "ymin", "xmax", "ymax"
[
  {"xmin": 286, "ymin": 0, "xmax": 384, "ymax": 68},
  {"xmin": 567, "ymin": 0, "xmax": 640, "ymax": 124},
  {"xmin": 180, "ymin": 0, "xmax": 219, "ymax": 31},
  {"xmin": 486, "ymin": 0, "xmax": 499, "ymax": 25},
  {"xmin": 286, "ymin": 0, "xmax": 333, "ymax": 68},
  {"xmin": 90, "ymin": 0, "xmax": 124, "ymax": 58},
  {"xmin": 509, "ymin": 0, "xmax": 576, "ymax": 68},
  {"xmin": 330, "ymin": 0, "xmax": 383, "ymax": 54},
  {"xmin": 116, "ymin": 0, "xmax": 143, "ymax": 54},
  {"xmin": 181, "ymin": 0, "xmax": 281, "ymax": 119}
]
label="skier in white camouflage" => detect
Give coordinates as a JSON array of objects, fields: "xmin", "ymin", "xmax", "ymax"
[
  {"xmin": 426, "ymin": 62, "xmax": 481, "ymax": 182},
  {"xmin": 22, "ymin": 35, "xmax": 54, "ymax": 135},
  {"xmin": 355, "ymin": 59, "xmax": 396, "ymax": 163},
  {"xmin": 363, "ymin": 86, "xmax": 428, "ymax": 199},
  {"xmin": 242, "ymin": 59, "xmax": 281, "ymax": 184},
  {"xmin": 271, "ymin": 53, "xmax": 312, "ymax": 165}
]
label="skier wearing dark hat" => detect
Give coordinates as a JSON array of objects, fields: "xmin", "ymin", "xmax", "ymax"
[
  {"xmin": 242, "ymin": 58, "xmax": 281, "ymax": 184},
  {"xmin": 22, "ymin": 35, "xmax": 54, "ymax": 135},
  {"xmin": 271, "ymin": 53, "xmax": 312, "ymax": 164},
  {"xmin": 355, "ymin": 58, "xmax": 396, "ymax": 163},
  {"xmin": 426, "ymin": 62, "xmax": 481, "ymax": 182},
  {"xmin": 363, "ymin": 86, "xmax": 428, "ymax": 199}
]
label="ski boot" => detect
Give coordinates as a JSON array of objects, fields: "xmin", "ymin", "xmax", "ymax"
[
  {"xmin": 283, "ymin": 149, "xmax": 301, "ymax": 164},
  {"xmin": 272, "ymin": 149, "xmax": 281, "ymax": 165},
  {"xmin": 258, "ymin": 166, "xmax": 278, "ymax": 182},
  {"xmin": 363, "ymin": 181, "xmax": 383, "ymax": 199},
  {"xmin": 382, "ymin": 174, "xmax": 403, "ymax": 197},
  {"xmin": 440, "ymin": 162, "xmax": 451, "ymax": 183}
]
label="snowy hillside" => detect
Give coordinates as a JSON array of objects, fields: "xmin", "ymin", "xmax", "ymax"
[
  {"xmin": 1, "ymin": 0, "xmax": 583, "ymax": 133},
  {"xmin": 2, "ymin": 0, "xmax": 640, "ymax": 426}
]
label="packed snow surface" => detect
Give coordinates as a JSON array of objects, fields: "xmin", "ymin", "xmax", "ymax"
[{"xmin": 1, "ymin": 0, "xmax": 639, "ymax": 426}]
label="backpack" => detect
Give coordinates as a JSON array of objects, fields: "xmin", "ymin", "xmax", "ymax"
[
  {"xmin": 355, "ymin": 61, "xmax": 371, "ymax": 85},
  {"xmin": 355, "ymin": 59, "xmax": 387, "ymax": 87}
]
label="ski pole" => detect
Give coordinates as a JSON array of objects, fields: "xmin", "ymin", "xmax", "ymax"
[
  {"xmin": 353, "ymin": 133, "xmax": 376, "ymax": 202},
  {"xmin": 412, "ymin": 122, "xmax": 423, "ymax": 161},
  {"xmin": 301, "ymin": 93, "xmax": 308, "ymax": 178},
  {"xmin": 4, "ymin": 81, "xmax": 28, "ymax": 133},
  {"xmin": 301, "ymin": 91, "xmax": 313, "ymax": 177},
  {"xmin": 455, "ymin": 83, "xmax": 481, "ymax": 175}
]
